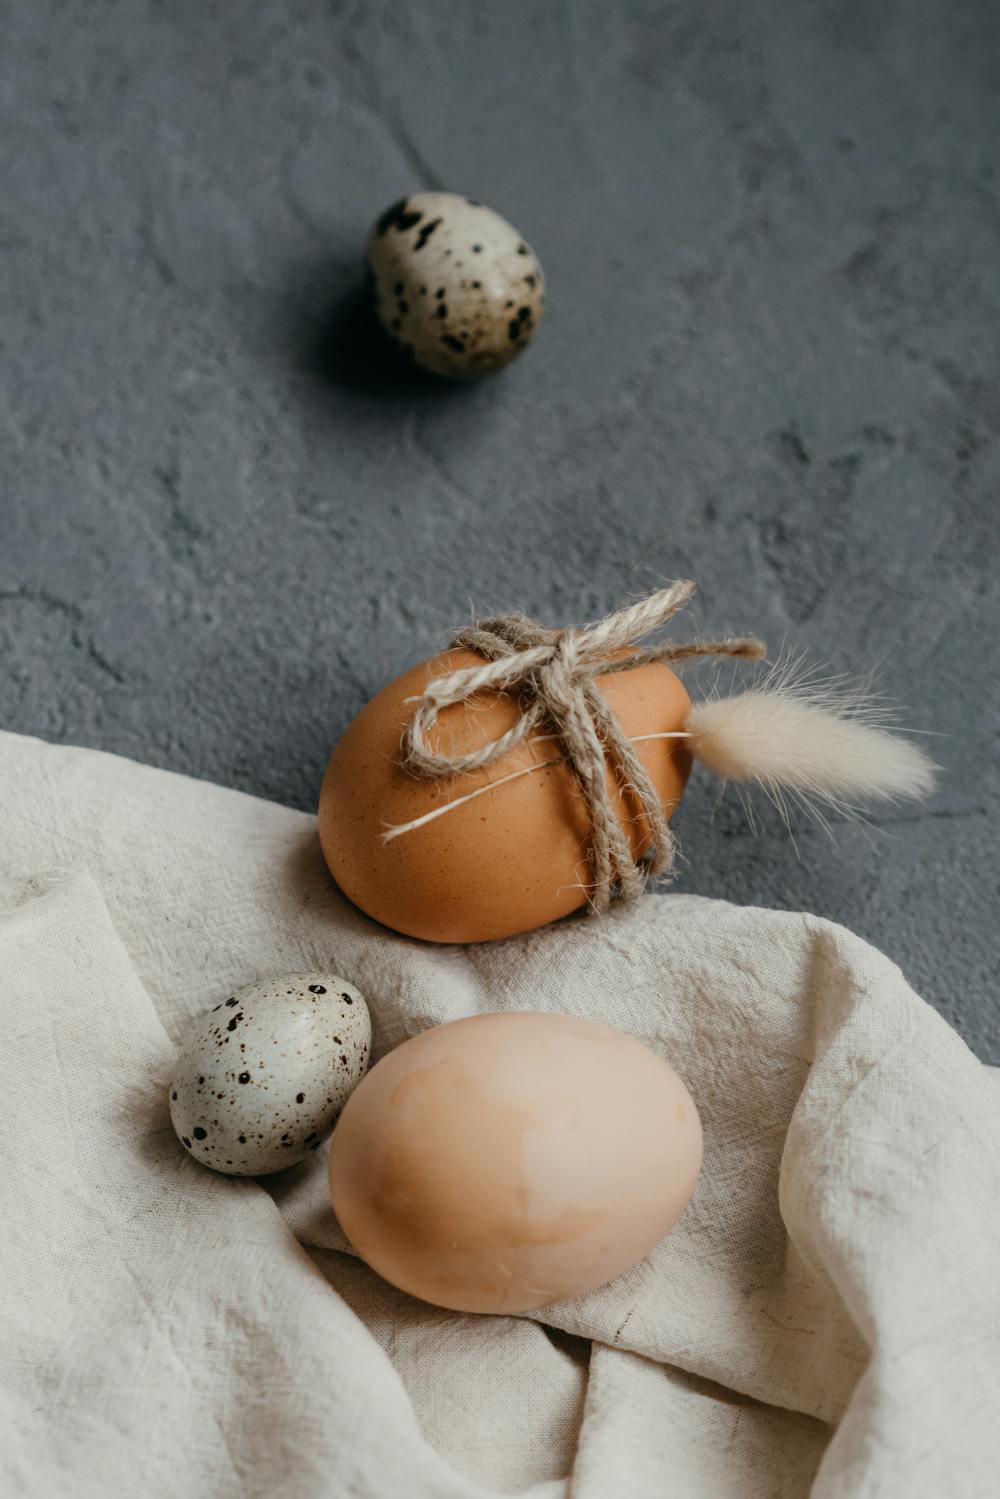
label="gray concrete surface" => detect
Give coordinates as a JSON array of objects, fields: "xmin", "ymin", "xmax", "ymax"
[{"xmin": 1, "ymin": 2, "xmax": 997, "ymax": 1058}]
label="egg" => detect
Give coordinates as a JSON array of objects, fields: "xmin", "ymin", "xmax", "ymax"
[
  {"xmin": 367, "ymin": 191, "xmax": 545, "ymax": 377},
  {"xmin": 168, "ymin": 974, "xmax": 371, "ymax": 1176},
  {"xmin": 329, "ymin": 1012, "xmax": 702, "ymax": 1314},
  {"xmin": 318, "ymin": 650, "xmax": 692, "ymax": 944}
]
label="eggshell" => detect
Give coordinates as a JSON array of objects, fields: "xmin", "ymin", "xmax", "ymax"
[
  {"xmin": 329, "ymin": 1012, "xmax": 702, "ymax": 1313},
  {"xmin": 367, "ymin": 191, "xmax": 545, "ymax": 377},
  {"xmin": 318, "ymin": 650, "xmax": 692, "ymax": 944},
  {"xmin": 169, "ymin": 975, "xmax": 371, "ymax": 1175}
]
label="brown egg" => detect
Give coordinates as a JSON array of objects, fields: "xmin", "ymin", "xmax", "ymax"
[
  {"xmin": 318, "ymin": 650, "xmax": 692, "ymax": 944},
  {"xmin": 328, "ymin": 1012, "xmax": 703, "ymax": 1314}
]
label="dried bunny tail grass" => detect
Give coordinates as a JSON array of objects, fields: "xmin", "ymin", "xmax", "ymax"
[{"xmin": 684, "ymin": 656, "xmax": 938, "ymax": 813}]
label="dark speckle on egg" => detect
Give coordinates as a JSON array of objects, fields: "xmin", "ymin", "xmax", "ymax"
[
  {"xmin": 413, "ymin": 218, "xmax": 442, "ymax": 250},
  {"xmin": 193, "ymin": 1127, "xmax": 207, "ymax": 1141},
  {"xmin": 376, "ymin": 198, "xmax": 422, "ymax": 236}
]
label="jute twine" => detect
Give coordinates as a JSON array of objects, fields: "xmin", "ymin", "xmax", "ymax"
[{"xmin": 400, "ymin": 581, "xmax": 765, "ymax": 912}]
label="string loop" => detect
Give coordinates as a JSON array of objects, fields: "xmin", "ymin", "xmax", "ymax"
[{"xmin": 402, "ymin": 582, "xmax": 764, "ymax": 911}]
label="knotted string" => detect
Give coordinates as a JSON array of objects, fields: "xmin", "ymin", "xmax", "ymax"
[{"xmin": 397, "ymin": 581, "xmax": 765, "ymax": 912}]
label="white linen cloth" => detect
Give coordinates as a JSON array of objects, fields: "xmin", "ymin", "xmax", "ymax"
[{"xmin": 0, "ymin": 728, "xmax": 997, "ymax": 1498}]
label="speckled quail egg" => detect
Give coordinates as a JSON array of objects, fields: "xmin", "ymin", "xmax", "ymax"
[
  {"xmin": 168, "ymin": 974, "xmax": 371, "ymax": 1176},
  {"xmin": 367, "ymin": 191, "xmax": 545, "ymax": 378}
]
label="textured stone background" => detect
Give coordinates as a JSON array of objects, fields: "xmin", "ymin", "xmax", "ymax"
[{"xmin": 2, "ymin": 1, "xmax": 997, "ymax": 1057}]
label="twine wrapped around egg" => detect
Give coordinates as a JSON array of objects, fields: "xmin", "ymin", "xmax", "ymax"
[
  {"xmin": 393, "ymin": 581, "xmax": 764, "ymax": 912},
  {"xmin": 319, "ymin": 579, "xmax": 935, "ymax": 943}
]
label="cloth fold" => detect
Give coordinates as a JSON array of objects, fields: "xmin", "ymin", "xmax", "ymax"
[{"xmin": 1, "ymin": 730, "xmax": 997, "ymax": 1497}]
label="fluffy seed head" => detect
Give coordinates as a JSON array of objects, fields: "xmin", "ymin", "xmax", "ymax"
[{"xmin": 685, "ymin": 663, "xmax": 937, "ymax": 811}]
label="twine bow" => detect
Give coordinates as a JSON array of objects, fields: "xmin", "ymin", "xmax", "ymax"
[{"xmin": 398, "ymin": 581, "xmax": 765, "ymax": 912}]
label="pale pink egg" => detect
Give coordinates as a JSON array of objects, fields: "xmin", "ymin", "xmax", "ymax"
[{"xmin": 328, "ymin": 1012, "xmax": 702, "ymax": 1314}]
